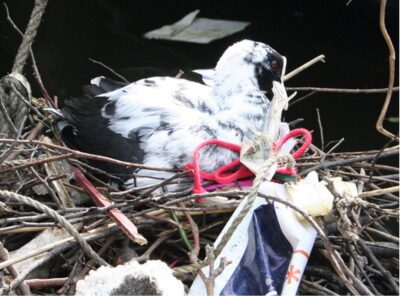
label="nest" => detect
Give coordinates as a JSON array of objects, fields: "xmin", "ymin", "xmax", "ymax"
[{"xmin": 0, "ymin": 0, "xmax": 398, "ymax": 295}]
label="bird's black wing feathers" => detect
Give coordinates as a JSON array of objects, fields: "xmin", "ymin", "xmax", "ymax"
[{"xmin": 62, "ymin": 95, "xmax": 144, "ymax": 181}]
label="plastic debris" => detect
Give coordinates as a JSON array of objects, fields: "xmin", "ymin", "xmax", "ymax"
[
  {"xmin": 75, "ymin": 259, "xmax": 184, "ymax": 296},
  {"xmin": 189, "ymin": 181, "xmax": 317, "ymax": 295},
  {"xmin": 144, "ymin": 10, "xmax": 250, "ymax": 44},
  {"xmin": 286, "ymin": 171, "xmax": 334, "ymax": 220}
]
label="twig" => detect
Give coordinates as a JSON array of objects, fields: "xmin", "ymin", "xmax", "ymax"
[
  {"xmin": 0, "ymin": 96, "xmax": 19, "ymax": 135},
  {"xmin": 289, "ymin": 90, "xmax": 317, "ymax": 106},
  {"xmin": 10, "ymin": 83, "xmax": 46, "ymax": 120},
  {"xmin": 364, "ymin": 227, "xmax": 399, "ymax": 243},
  {"xmin": 73, "ymin": 167, "xmax": 147, "ymax": 245},
  {"xmin": 346, "ymin": 242, "xmax": 381, "ymax": 295},
  {"xmin": 130, "ymin": 235, "xmax": 170, "ymax": 263},
  {"xmin": 0, "ymin": 242, "xmax": 31, "ymax": 295},
  {"xmin": 324, "ymin": 138, "xmax": 345, "ymax": 156},
  {"xmin": 139, "ymin": 171, "xmax": 191, "ymax": 196},
  {"xmin": 286, "ymin": 86, "xmax": 399, "ymax": 93},
  {"xmin": 10, "ymin": 241, "xmax": 76, "ymax": 291},
  {"xmin": 0, "ymin": 224, "xmax": 117, "ymax": 270},
  {"xmin": 180, "ymin": 202, "xmax": 200, "ymax": 262},
  {"xmin": 301, "ymin": 279, "xmax": 340, "ymax": 296},
  {"xmin": 0, "ymin": 138, "xmax": 178, "ymax": 173},
  {"xmin": 0, "ymin": 190, "xmax": 108, "ymax": 267},
  {"xmin": 376, "ymin": 0, "xmax": 398, "ymax": 141},
  {"xmin": 358, "ymin": 186, "xmax": 399, "ymax": 198},
  {"xmin": 5, "ymin": 121, "xmax": 44, "ymax": 161},
  {"xmin": 197, "ymin": 245, "xmax": 231, "ymax": 296},
  {"xmin": 368, "ymin": 136, "xmax": 396, "ymax": 183},
  {"xmin": 30, "ymin": 166, "xmax": 63, "ymax": 208},
  {"xmin": 368, "ymin": 183, "xmax": 399, "ymax": 201},
  {"xmin": 299, "ymin": 148, "xmax": 398, "ymax": 176},
  {"xmin": 284, "ymin": 54, "xmax": 325, "ymax": 81},
  {"xmin": 358, "ymin": 239, "xmax": 399, "ymax": 294},
  {"xmin": 175, "ymin": 70, "xmax": 185, "ymax": 78},
  {"xmin": 88, "ymin": 58, "xmax": 129, "ymax": 83},
  {"xmin": 24, "ymin": 278, "xmax": 67, "ymax": 289},
  {"xmin": 0, "ymin": 152, "xmax": 74, "ymax": 174},
  {"xmin": 316, "ymin": 108, "xmax": 325, "ymax": 150}
]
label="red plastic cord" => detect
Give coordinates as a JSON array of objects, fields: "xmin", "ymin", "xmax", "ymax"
[{"xmin": 185, "ymin": 128, "xmax": 312, "ymax": 202}]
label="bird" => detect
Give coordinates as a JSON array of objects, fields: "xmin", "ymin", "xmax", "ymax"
[{"xmin": 61, "ymin": 40, "xmax": 287, "ymax": 190}]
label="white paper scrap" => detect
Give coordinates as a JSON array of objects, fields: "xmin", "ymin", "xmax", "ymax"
[{"xmin": 144, "ymin": 10, "xmax": 250, "ymax": 44}]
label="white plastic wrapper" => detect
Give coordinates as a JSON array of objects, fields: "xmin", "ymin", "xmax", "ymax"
[{"xmin": 144, "ymin": 10, "xmax": 250, "ymax": 44}]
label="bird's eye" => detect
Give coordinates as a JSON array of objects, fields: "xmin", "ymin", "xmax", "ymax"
[{"xmin": 271, "ymin": 60, "xmax": 279, "ymax": 69}]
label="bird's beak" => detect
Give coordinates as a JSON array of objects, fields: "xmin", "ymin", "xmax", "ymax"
[
  {"xmin": 271, "ymin": 56, "xmax": 289, "ymax": 110},
  {"xmin": 282, "ymin": 56, "xmax": 287, "ymax": 77}
]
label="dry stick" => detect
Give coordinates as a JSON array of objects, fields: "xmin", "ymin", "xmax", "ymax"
[
  {"xmin": 88, "ymin": 58, "xmax": 129, "ymax": 83},
  {"xmin": 376, "ymin": 0, "xmax": 398, "ymax": 141},
  {"xmin": 324, "ymin": 138, "xmax": 345, "ymax": 157},
  {"xmin": 30, "ymin": 167, "xmax": 63, "ymax": 208},
  {"xmin": 139, "ymin": 171, "xmax": 191, "ymax": 196},
  {"xmin": 316, "ymin": 108, "xmax": 325, "ymax": 150},
  {"xmin": 11, "ymin": 83, "xmax": 46, "ymax": 120},
  {"xmin": 284, "ymin": 54, "xmax": 325, "ymax": 81},
  {"xmin": 352, "ymin": 162, "xmax": 399, "ymax": 173},
  {"xmin": 152, "ymin": 202, "xmax": 238, "ymax": 212},
  {"xmin": 74, "ymin": 236, "xmax": 116, "ymax": 281},
  {"xmin": 301, "ymin": 279, "xmax": 340, "ymax": 296},
  {"xmin": 0, "ymin": 96, "xmax": 19, "ymax": 134},
  {"xmin": 289, "ymin": 90, "xmax": 317, "ymax": 106},
  {"xmin": 13, "ymin": 228, "xmax": 118, "ymax": 291},
  {"xmin": 5, "ymin": 122, "xmax": 44, "ymax": 161},
  {"xmin": 130, "ymin": 235, "xmax": 170, "ymax": 263},
  {"xmin": 358, "ymin": 239, "xmax": 399, "ymax": 294},
  {"xmin": 286, "ymin": 86, "xmax": 399, "ymax": 93},
  {"xmin": 0, "ymin": 152, "xmax": 74, "ymax": 174},
  {"xmin": 358, "ymin": 186, "xmax": 399, "ymax": 198},
  {"xmin": 73, "ymin": 167, "xmax": 147, "ymax": 245},
  {"xmin": 25, "ymin": 278, "xmax": 67, "ymax": 289},
  {"xmin": 0, "ymin": 242, "xmax": 31, "ymax": 295},
  {"xmin": 180, "ymin": 202, "xmax": 201, "ymax": 262},
  {"xmin": 0, "ymin": 224, "xmax": 116, "ymax": 271},
  {"xmin": 10, "ymin": 241, "xmax": 75, "ymax": 291},
  {"xmin": 365, "ymin": 227, "xmax": 399, "ymax": 243},
  {"xmin": 346, "ymin": 242, "xmax": 381, "ymax": 295},
  {"xmin": 299, "ymin": 148, "xmax": 398, "ymax": 176},
  {"xmin": 0, "ymin": 138, "xmax": 177, "ymax": 173},
  {"xmin": 331, "ymin": 170, "xmax": 399, "ymax": 185},
  {"xmin": 368, "ymin": 183, "xmax": 399, "ymax": 201},
  {"xmin": 197, "ymin": 245, "xmax": 231, "ymax": 296},
  {"xmin": 0, "ymin": 190, "xmax": 108, "ymax": 268},
  {"xmin": 368, "ymin": 136, "xmax": 396, "ymax": 183}
]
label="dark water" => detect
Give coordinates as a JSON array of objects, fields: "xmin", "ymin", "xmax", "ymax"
[{"xmin": 1, "ymin": 0, "xmax": 398, "ymax": 151}]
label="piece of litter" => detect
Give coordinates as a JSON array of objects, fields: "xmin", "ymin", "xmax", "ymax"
[
  {"xmin": 144, "ymin": 10, "xmax": 250, "ymax": 44},
  {"xmin": 331, "ymin": 177, "xmax": 358, "ymax": 199},
  {"xmin": 285, "ymin": 171, "xmax": 334, "ymax": 220},
  {"xmin": 76, "ymin": 260, "xmax": 184, "ymax": 296}
]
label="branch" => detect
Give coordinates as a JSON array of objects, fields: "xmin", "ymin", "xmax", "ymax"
[{"xmin": 376, "ymin": 0, "xmax": 398, "ymax": 141}]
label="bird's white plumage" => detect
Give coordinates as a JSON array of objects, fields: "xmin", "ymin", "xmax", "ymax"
[{"xmin": 64, "ymin": 40, "xmax": 286, "ymax": 190}]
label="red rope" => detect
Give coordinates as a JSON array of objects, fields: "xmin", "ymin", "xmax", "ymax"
[{"xmin": 185, "ymin": 128, "xmax": 312, "ymax": 202}]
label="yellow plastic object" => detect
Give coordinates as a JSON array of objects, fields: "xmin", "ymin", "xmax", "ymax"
[{"xmin": 285, "ymin": 171, "xmax": 334, "ymax": 220}]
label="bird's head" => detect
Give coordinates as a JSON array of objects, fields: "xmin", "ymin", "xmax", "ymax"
[{"xmin": 214, "ymin": 40, "xmax": 286, "ymax": 99}]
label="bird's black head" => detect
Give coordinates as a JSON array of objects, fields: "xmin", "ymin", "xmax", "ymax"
[
  {"xmin": 243, "ymin": 42, "xmax": 285, "ymax": 99},
  {"xmin": 214, "ymin": 40, "xmax": 286, "ymax": 99}
]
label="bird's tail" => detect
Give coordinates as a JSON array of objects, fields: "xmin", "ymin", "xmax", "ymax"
[{"xmin": 83, "ymin": 76, "xmax": 128, "ymax": 96}]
